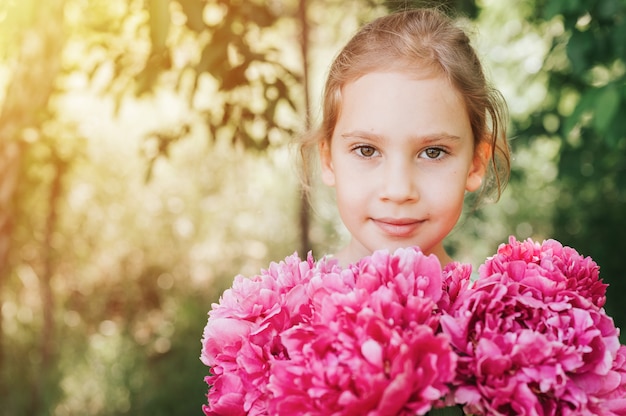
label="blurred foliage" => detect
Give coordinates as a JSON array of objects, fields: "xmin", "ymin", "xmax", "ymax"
[
  {"xmin": 0, "ymin": 0, "xmax": 624, "ymax": 415},
  {"xmin": 523, "ymin": 0, "xmax": 626, "ymax": 338},
  {"xmin": 122, "ymin": 0, "xmax": 301, "ymax": 151},
  {"xmin": 383, "ymin": 0, "xmax": 479, "ymax": 17}
]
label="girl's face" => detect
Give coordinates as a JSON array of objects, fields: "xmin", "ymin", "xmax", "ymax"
[{"xmin": 320, "ymin": 71, "xmax": 486, "ymax": 266}]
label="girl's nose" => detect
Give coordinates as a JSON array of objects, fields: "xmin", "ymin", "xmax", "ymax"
[{"xmin": 379, "ymin": 160, "xmax": 418, "ymax": 203}]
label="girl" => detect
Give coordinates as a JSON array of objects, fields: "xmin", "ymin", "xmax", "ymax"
[
  {"xmin": 202, "ymin": 11, "xmax": 626, "ymax": 415},
  {"xmin": 299, "ymin": 7, "xmax": 511, "ymax": 267},
  {"xmin": 201, "ymin": 8, "xmax": 514, "ymax": 415}
]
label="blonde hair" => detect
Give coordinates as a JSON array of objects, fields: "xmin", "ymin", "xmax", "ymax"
[{"xmin": 299, "ymin": 7, "xmax": 510, "ymax": 202}]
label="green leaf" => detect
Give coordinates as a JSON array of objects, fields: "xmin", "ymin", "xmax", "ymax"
[
  {"xmin": 566, "ymin": 29, "xmax": 593, "ymax": 75},
  {"xmin": 429, "ymin": 406, "xmax": 465, "ymax": 416},
  {"xmin": 603, "ymin": 88, "xmax": 626, "ymax": 148},
  {"xmin": 196, "ymin": 34, "xmax": 228, "ymax": 74},
  {"xmin": 148, "ymin": 0, "xmax": 170, "ymax": 52},
  {"xmin": 563, "ymin": 89, "xmax": 596, "ymax": 137},
  {"xmin": 542, "ymin": 0, "xmax": 563, "ymax": 20},
  {"xmin": 564, "ymin": 0, "xmax": 582, "ymax": 14},
  {"xmin": 241, "ymin": 3, "xmax": 276, "ymax": 28},
  {"xmin": 613, "ymin": 19, "xmax": 626, "ymax": 60},
  {"xmin": 221, "ymin": 63, "xmax": 248, "ymax": 91},
  {"xmin": 596, "ymin": 0, "xmax": 621, "ymax": 20},
  {"xmin": 177, "ymin": 0, "xmax": 206, "ymax": 32},
  {"xmin": 593, "ymin": 86, "xmax": 620, "ymax": 134}
]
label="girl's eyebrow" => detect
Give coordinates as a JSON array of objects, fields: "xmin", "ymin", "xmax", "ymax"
[
  {"xmin": 340, "ymin": 130, "xmax": 462, "ymax": 142},
  {"xmin": 420, "ymin": 133, "xmax": 462, "ymax": 143},
  {"xmin": 340, "ymin": 131, "xmax": 382, "ymax": 140}
]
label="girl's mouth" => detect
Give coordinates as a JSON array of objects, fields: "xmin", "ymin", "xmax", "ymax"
[{"xmin": 372, "ymin": 218, "xmax": 423, "ymax": 237}]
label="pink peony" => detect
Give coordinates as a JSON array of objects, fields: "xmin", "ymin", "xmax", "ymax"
[
  {"xmin": 200, "ymin": 252, "xmax": 342, "ymax": 415},
  {"xmin": 480, "ymin": 236, "xmax": 607, "ymax": 308},
  {"xmin": 266, "ymin": 247, "xmax": 456, "ymax": 415},
  {"xmin": 201, "ymin": 237, "xmax": 625, "ymax": 415},
  {"xmin": 441, "ymin": 237, "xmax": 626, "ymax": 415},
  {"xmin": 438, "ymin": 261, "xmax": 473, "ymax": 314}
]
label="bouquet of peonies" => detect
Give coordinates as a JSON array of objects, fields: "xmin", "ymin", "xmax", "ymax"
[{"xmin": 200, "ymin": 237, "xmax": 626, "ymax": 415}]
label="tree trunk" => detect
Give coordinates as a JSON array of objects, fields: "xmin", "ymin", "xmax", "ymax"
[
  {"xmin": 0, "ymin": 138, "xmax": 22, "ymax": 404},
  {"xmin": 298, "ymin": 0, "xmax": 312, "ymax": 255},
  {"xmin": 0, "ymin": 0, "xmax": 66, "ymax": 408}
]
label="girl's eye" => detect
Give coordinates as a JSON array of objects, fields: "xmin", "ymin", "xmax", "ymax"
[
  {"xmin": 355, "ymin": 145, "xmax": 378, "ymax": 158},
  {"xmin": 421, "ymin": 147, "xmax": 445, "ymax": 159}
]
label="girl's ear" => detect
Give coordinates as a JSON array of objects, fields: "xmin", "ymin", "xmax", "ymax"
[
  {"xmin": 319, "ymin": 141, "xmax": 336, "ymax": 186},
  {"xmin": 466, "ymin": 140, "xmax": 490, "ymax": 192}
]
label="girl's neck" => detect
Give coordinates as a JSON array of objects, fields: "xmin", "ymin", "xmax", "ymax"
[{"xmin": 333, "ymin": 242, "xmax": 454, "ymax": 268}]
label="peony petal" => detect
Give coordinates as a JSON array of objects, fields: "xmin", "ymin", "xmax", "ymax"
[{"xmin": 361, "ymin": 339, "xmax": 384, "ymax": 368}]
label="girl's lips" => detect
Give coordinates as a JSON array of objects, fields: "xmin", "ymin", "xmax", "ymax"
[{"xmin": 372, "ymin": 218, "xmax": 423, "ymax": 237}]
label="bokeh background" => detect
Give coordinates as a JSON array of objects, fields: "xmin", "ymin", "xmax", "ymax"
[{"xmin": 0, "ymin": 0, "xmax": 624, "ymax": 414}]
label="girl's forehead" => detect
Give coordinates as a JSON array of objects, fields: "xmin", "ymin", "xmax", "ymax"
[
  {"xmin": 334, "ymin": 71, "xmax": 472, "ymax": 140},
  {"xmin": 339, "ymin": 68, "xmax": 459, "ymax": 105},
  {"xmin": 391, "ymin": 59, "xmax": 443, "ymax": 77},
  {"xmin": 343, "ymin": 62, "xmax": 446, "ymax": 90}
]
